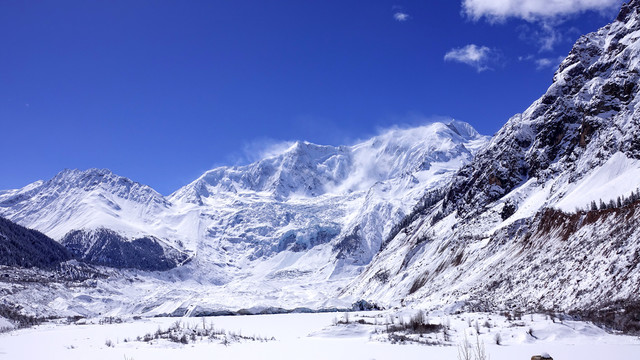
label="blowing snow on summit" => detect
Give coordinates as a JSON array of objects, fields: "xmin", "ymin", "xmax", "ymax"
[{"xmin": 1, "ymin": 1, "xmax": 640, "ymax": 360}]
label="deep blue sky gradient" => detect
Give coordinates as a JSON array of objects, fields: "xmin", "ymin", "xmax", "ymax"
[{"xmin": 0, "ymin": 0, "xmax": 623, "ymax": 194}]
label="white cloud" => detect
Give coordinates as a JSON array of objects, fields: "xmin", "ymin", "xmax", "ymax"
[
  {"xmin": 517, "ymin": 21, "xmax": 583, "ymax": 52},
  {"xmin": 535, "ymin": 58, "xmax": 554, "ymax": 68},
  {"xmin": 462, "ymin": 0, "xmax": 623, "ymax": 21},
  {"xmin": 444, "ymin": 44, "xmax": 495, "ymax": 72},
  {"xmin": 534, "ymin": 56, "xmax": 566, "ymax": 69},
  {"xmin": 538, "ymin": 22, "xmax": 562, "ymax": 51},
  {"xmin": 519, "ymin": 54, "xmax": 566, "ymax": 70},
  {"xmin": 462, "ymin": 1, "xmax": 622, "ymax": 52},
  {"xmin": 394, "ymin": 12, "xmax": 410, "ymax": 21}
]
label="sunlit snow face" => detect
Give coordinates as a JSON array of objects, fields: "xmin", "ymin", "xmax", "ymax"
[{"xmin": 323, "ymin": 122, "xmax": 482, "ymax": 195}]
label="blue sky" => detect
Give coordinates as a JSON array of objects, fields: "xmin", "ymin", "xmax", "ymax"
[{"xmin": 0, "ymin": 0, "xmax": 625, "ymax": 194}]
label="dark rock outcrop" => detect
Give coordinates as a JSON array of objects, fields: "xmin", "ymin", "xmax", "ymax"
[{"xmin": 61, "ymin": 228, "xmax": 189, "ymax": 271}]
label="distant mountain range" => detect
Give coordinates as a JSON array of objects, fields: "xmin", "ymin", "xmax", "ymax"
[{"xmin": 0, "ymin": 119, "xmax": 488, "ymax": 316}]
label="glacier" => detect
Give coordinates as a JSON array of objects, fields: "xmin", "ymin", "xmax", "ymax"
[{"xmin": 0, "ymin": 120, "xmax": 488, "ymax": 316}]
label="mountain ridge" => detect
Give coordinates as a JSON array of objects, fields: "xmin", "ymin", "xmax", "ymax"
[
  {"xmin": 0, "ymin": 119, "xmax": 489, "ymax": 316},
  {"xmin": 342, "ymin": 0, "xmax": 640, "ymax": 319}
]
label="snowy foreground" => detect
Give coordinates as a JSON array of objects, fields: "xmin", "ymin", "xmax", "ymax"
[{"xmin": 1, "ymin": 311, "xmax": 638, "ymax": 360}]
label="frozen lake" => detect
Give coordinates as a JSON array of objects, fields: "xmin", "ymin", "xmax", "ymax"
[{"xmin": 1, "ymin": 311, "xmax": 638, "ymax": 359}]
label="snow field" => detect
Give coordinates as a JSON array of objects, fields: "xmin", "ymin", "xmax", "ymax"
[{"xmin": 0, "ymin": 311, "xmax": 638, "ymax": 360}]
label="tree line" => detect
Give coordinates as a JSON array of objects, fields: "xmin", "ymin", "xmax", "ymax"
[{"xmin": 587, "ymin": 188, "xmax": 640, "ymax": 212}]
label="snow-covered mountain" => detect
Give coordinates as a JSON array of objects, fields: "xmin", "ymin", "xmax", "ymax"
[
  {"xmin": 0, "ymin": 120, "xmax": 487, "ymax": 315},
  {"xmin": 343, "ymin": 0, "xmax": 640, "ymax": 317},
  {"xmin": 167, "ymin": 120, "xmax": 487, "ymax": 266},
  {"xmin": 0, "ymin": 168, "xmax": 171, "ymax": 240},
  {"xmin": 5, "ymin": 1, "xmax": 640, "ymax": 322}
]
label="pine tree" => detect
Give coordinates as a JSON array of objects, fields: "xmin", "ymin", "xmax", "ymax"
[{"xmin": 590, "ymin": 200, "xmax": 598, "ymax": 211}]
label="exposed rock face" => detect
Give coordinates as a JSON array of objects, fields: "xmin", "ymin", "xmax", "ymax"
[{"xmin": 443, "ymin": 0, "xmax": 640, "ymax": 218}]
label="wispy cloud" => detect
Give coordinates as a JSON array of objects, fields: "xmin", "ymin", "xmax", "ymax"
[
  {"xmin": 519, "ymin": 54, "xmax": 566, "ymax": 70},
  {"xmin": 225, "ymin": 138, "xmax": 297, "ymax": 165},
  {"xmin": 462, "ymin": 0, "xmax": 622, "ymax": 22},
  {"xmin": 537, "ymin": 22, "xmax": 562, "ymax": 51},
  {"xmin": 394, "ymin": 12, "xmax": 410, "ymax": 22},
  {"xmin": 517, "ymin": 21, "xmax": 582, "ymax": 52},
  {"xmin": 534, "ymin": 56, "xmax": 566, "ymax": 70},
  {"xmin": 246, "ymin": 139, "xmax": 296, "ymax": 162},
  {"xmin": 392, "ymin": 5, "xmax": 410, "ymax": 22},
  {"xmin": 444, "ymin": 44, "xmax": 496, "ymax": 72}
]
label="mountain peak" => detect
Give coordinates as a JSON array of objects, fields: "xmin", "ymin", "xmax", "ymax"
[
  {"xmin": 441, "ymin": 0, "xmax": 640, "ymax": 218},
  {"xmin": 53, "ymin": 168, "xmax": 114, "ymax": 183},
  {"xmin": 49, "ymin": 168, "xmax": 163, "ymax": 198},
  {"xmin": 171, "ymin": 121, "xmax": 488, "ymax": 202},
  {"xmin": 0, "ymin": 167, "xmax": 169, "ymax": 240},
  {"xmin": 446, "ymin": 119, "xmax": 482, "ymax": 139},
  {"xmin": 618, "ymin": 0, "xmax": 640, "ymax": 22},
  {"xmin": 283, "ymin": 140, "xmax": 339, "ymax": 159}
]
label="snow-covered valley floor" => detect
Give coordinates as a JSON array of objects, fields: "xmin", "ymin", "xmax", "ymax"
[{"xmin": 1, "ymin": 311, "xmax": 638, "ymax": 360}]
